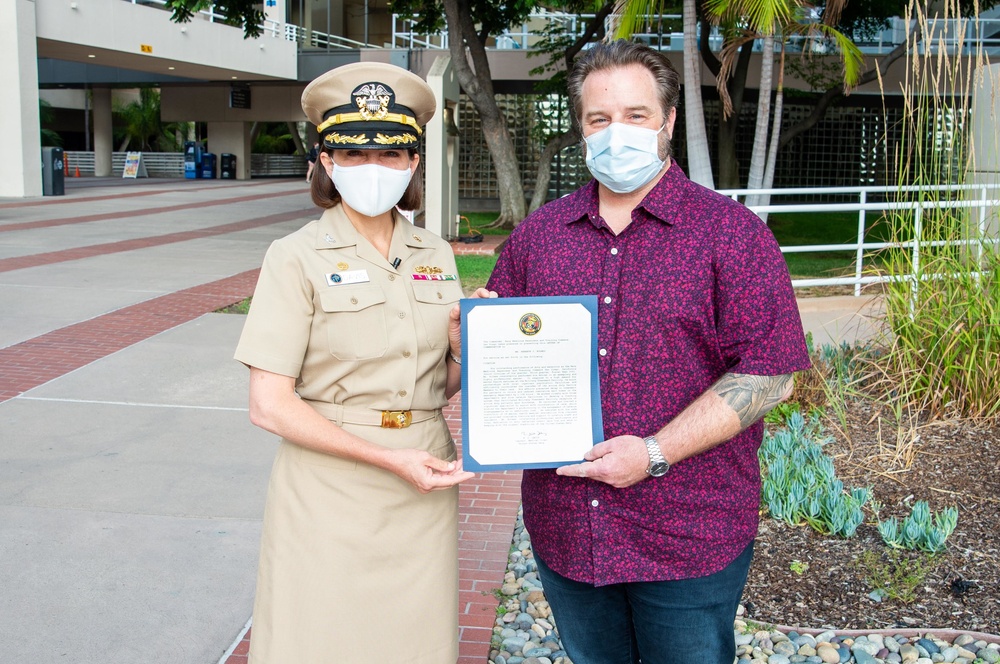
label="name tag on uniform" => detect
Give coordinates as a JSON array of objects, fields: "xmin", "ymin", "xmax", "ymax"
[
  {"xmin": 326, "ymin": 269, "xmax": 369, "ymax": 286},
  {"xmin": 411, "ymin": 273, "xmax": 458, "ymax": 281}
]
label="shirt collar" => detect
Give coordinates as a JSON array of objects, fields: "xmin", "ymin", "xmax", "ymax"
[
  {"xmin": 561, "ymin": 163, "xmax": 690, "ymax": 228},
  {"xmin": 314, "ymin": 205, "xmax": 427, "ymax": 270}
]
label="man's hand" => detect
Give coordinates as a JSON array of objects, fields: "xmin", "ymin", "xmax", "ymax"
[
  {"xmin": 388, "ymin": 449, "xmax": 475, "ymax": 493},
  {"xmin": 555, "ymin": 435, "xmax": 650, "ymax": 488}
]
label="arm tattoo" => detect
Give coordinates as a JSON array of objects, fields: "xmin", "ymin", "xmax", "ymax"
[{"xmin": 710, "ymin": 373, "xmax": 794, "ymax": 430}]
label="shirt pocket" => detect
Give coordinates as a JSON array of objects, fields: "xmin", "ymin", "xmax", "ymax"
[
  {"xmin": 411, "ymin": 281, "xmax": 464, "ymax": 349},
  {"xmin": 319, "ymin": 285, "xmax": 389, "ymax": 360}
]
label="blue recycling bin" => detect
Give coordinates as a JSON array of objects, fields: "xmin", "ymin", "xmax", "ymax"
[
  {"xmin": 184, "ymin": 141, "xmax": 202, "ymax": 179},
  {"xmin": 201, "ymin": 153, "xmax": 217, "ymax": 179}
]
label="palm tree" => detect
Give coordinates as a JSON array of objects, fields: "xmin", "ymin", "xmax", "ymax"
[
  {"xmin": 705, "ymin": 0, "xmax": 862, "ymax": 213},
  {"xmin": 613, "ymin": 0, "xmax": 716, "ymax": 187},
  {"xmin": 39, "ymin": 100, "xmax": 63, "ymax": 147}
]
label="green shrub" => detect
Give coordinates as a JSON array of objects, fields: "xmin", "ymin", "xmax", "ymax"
[
  {"xmin": 759, "ymin": 412, "xmax": 871, "ymax": 538},
  {"xmin": 877, "ymin": 500, "xmax": 958, "ymax": 554}
]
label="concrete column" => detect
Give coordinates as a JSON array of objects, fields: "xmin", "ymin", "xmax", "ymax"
[
  {"xmin": 424, "ymin": 55, "xmax": 460, "ymax": 239},
  {"xmin": 92, "ymin": 87, "xmax": 114, "ymax": 177},
  {"xmin": 207, "ymin": 121, "xmax": 252, "ymax": 180},
  {"xmin": 1, "ymin": 0, "xmax": 43, "ymax": 197},
  {"xmin": 967, "ymin": 63, "xmax": 1000, "ymax": 242}
]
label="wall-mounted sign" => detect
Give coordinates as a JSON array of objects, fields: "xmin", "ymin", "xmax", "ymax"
[
  {"xmin": 230, "ymin": 85, "xmax": 251, "ymax": 110},
  {"xmin": 140, "ymin": 44, "xmax": 153, "ymax": 53}
]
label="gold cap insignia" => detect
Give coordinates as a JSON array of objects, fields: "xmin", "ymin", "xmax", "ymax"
[{"xmin": 354, "ymin": 83, "xmax": 392, "ymax": 121}]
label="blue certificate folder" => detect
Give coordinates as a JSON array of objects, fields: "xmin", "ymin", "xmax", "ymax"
[{"xmin": 460, "ymin": 295, "xmax": 604, "ymax": 473}]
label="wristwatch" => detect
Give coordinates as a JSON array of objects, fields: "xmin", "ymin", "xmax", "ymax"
[{"xmin": 643, "ymin": 436, "xmax": 670, "ymax": 477}]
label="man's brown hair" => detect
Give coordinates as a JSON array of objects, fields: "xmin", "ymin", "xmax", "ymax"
[{"xmin": 566, "ymin": 40, "xmax": 681, "ymax": 132}]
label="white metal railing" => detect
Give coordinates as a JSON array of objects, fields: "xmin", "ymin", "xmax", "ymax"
[
  {"xmin": 123, "ymin": 0, "xmax": 381, "ymax": 48},
  {"xmin": 718, "ymin": 183, "xmax": 1000, "ymax": 295},
  {"xmin": 126, "ymin": 0, "xmax": 1000, "ymax": 55},
  {"xmin": 64, "ymin": 151, "xmax": 308, "ymax": 177},
  {"xmin": 391, "ymin": 10, "xmax": 1000, "ymax": 56}
]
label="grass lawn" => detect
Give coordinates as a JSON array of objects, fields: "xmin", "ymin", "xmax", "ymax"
[
  {"xmin": 755, "ymin": 211, "xmax": 890, "ymax": 280},
  {"xmin": 456, "ymin": 254, "xmax": 499, "ymax": 292}
]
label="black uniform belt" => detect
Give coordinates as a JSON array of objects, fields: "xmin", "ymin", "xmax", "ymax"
[{"xmin": 304, "ymin": 400, "xmax": 440, "ymax": 429}]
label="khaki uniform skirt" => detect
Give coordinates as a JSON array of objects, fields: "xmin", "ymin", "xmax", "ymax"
[{"xmin": 248, "ymin": 408, "xmax": 459, "ymax": 664}]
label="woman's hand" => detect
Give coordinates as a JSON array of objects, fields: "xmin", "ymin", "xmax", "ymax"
[
  {"xmin": 448, "ymin": 288, "xmax": 498, "ymax": 357},
  {"xmin": 388, "ymin": 449, "xmax": 475, "ymax": 493}
]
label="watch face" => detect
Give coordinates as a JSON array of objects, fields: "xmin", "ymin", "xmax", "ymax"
[{"xmin": 648, "ymin": 462, "xmax": 670, "ymax": 477}]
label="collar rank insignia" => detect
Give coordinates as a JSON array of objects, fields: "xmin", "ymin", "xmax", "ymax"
[{"xmin": 353, "ymin": 83, "xmax": 391, "ymax": 121}]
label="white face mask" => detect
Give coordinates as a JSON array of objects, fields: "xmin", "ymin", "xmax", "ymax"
[
  {"xmin": 584, "ymin": 123, "xmax": 666, "ymax": 194},
  {"xmin": 330, "ymin": 162, "xmax": 413, "ymax": 218}
]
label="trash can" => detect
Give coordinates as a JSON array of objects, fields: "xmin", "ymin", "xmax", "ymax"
[
  {"xmin": 220, "ymin": 153, "xmax": 236, "ymax": 179},
  {"xmin": 184, "ymin": 141, "xmax": 202, "ymax": 179},
  {"xmin": 201, "ymin": 153, "xmax": 217, "ymax": 179},
  {"xmin": 41, "ymin": 147, "xmax": 65, "ymax": 196}
]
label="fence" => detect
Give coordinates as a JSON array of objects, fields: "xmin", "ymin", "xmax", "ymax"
[
  {"xmin": 719, "ymin": 183, "xmax": 1000, "ymax": 295},
  {"xmin": 64, "ymin": 152, "xmax": 307, "ymax": 178}
]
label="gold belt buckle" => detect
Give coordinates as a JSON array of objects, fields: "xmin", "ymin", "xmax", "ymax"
[{"xmin": 381, "ymin": 410, "xmax": 412, "ymax": 428}]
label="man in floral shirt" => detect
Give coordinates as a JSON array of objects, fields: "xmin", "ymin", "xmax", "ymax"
[{"xmin": 487, "ymin": 40, "xmax": 812, "ymax": 664}]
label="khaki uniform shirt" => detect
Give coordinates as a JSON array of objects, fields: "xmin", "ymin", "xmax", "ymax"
[{"xmin": 235, "ymin": 205, "xmax": 463, "ymax": 410}]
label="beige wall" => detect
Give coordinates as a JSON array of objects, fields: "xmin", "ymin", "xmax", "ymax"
[
  {"xmin": 35, "ymin": 0, "xmax": 297, "ymax": 81},
  {"xmin": 162, "ymin": 84, "xmax": 307, "ymax": 123}
]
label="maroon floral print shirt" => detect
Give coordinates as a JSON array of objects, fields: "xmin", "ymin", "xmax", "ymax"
[{"xmin": 486, "ymin": 165, "xmax": 812, "ymax": 585}]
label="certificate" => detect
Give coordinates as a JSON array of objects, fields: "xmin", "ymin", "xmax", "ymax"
[{"xmin": 460, "ymin": 296, "xmax": 604, "ymax": 472}]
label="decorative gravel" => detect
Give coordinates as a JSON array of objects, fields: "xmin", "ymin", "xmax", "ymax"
[{"xmin": 488, "ymin": 507, "xmax": 1000, "ymax": 664}]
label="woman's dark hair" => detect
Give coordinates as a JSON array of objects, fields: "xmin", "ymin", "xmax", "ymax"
[
  {"xmin": 310, "ymin": 147, "xmax": 424, "ymax": 211},
  {"xmin": 566, "ymin": 40, "xmax": 680, "ymax": 132}
]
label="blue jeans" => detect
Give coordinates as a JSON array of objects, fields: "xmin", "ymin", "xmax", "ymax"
[{"xmin": 535, "ymin": 541, "xmax": 753, "ymax": 664}]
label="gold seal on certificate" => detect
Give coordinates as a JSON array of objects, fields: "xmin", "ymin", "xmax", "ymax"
[{"xmin": 459, "ymin": 296, "xmax": 604, "ymax": 472}]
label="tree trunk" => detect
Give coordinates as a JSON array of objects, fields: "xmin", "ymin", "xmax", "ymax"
[
  {"xmin": 758, "ymin": 46, "xmax": 786, "ymax": 224},
  {"xmin": 683, "ymin": 0, "xmax": 714, "ymax": 187},
  {"xmin": 285, "ymin": 122, "xmax": 305, "ymax": 155},
  {"xmin": 710, "ymin": 39, "xmax": 753, "ymax": 189},
  {"xmin": 778, "ymin": 32, "xmax": 913, "ymax": 151},
  {"xmin": 529, "ymin": 128, "xmax": 580, "ymax": 213},
  {"xmin": 745, "ymin": 34, "xmax": 774, "ymax": 207},
  {"xmin": 441, "ymin": 0, "xmax": 525, "ymax": 228}
]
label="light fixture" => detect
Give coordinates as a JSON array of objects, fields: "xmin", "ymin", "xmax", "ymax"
[
  {"xmin": 88, "ymin": 54, "xmax": 96, "ymax": 58},
  {"xmin": 231, "ymin": 76, "xmax": 238, "ymax": 80},
  {"xmin": 168, "ymin": 66, "xmax": 175, "ymax": 70},
  {"xmin": 180, "ymin": 27, "xmax": 187, "ymax": 33},
  {"xmin": 70, "ymin": 2, "xmax": 78, "ymax": 8}
]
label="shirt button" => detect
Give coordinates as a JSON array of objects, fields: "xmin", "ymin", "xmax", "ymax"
[
  {"xmin": 350, "ymin": 297, "xmax": 358, "ymax": 304},
  {"xmin": 591, "ymin": 499, "xmax": 599, "ymax": 507},
  {"xmin": 437, "ymin": 292, "xmax": 443, "ymax": 299},
  {"xmin": 398, "ymin": 312, "xmax": 406, "ymax": 319},
  {"xmin": 388, "ymin": 274, "xmax": 396, "ymax": 281},
  {"xmin": 398, "ymin": 389, "xmax": 407, "ymax": 397},
  {"xmin": 402, "ymin": 350, "xmax": 411, "ymax": 358},
  {"xmin": 610, "ymin": 247, "xmax": 619, "ymax": 255},
  {"xmin": 603, "ymin": 296, "xmax": 611, "ymax": 304},
  {"xmin": 599, "ymin": 348, "xmax": 608, "ymax": 356}
]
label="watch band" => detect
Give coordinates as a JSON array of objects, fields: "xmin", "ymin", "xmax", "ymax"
[{"xmin": 643, "ymin": 435, "xmax": 670, "ymax": 477}]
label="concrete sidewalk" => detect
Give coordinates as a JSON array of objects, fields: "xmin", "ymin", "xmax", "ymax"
[{"xmin": 0, "ymin": 178, "xmax": 880, "ymax": 663}]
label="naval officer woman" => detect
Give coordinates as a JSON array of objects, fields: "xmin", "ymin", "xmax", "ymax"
[{"xmin": 234, "ymin": 62, "xmax": 482, "ymax": 664}]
